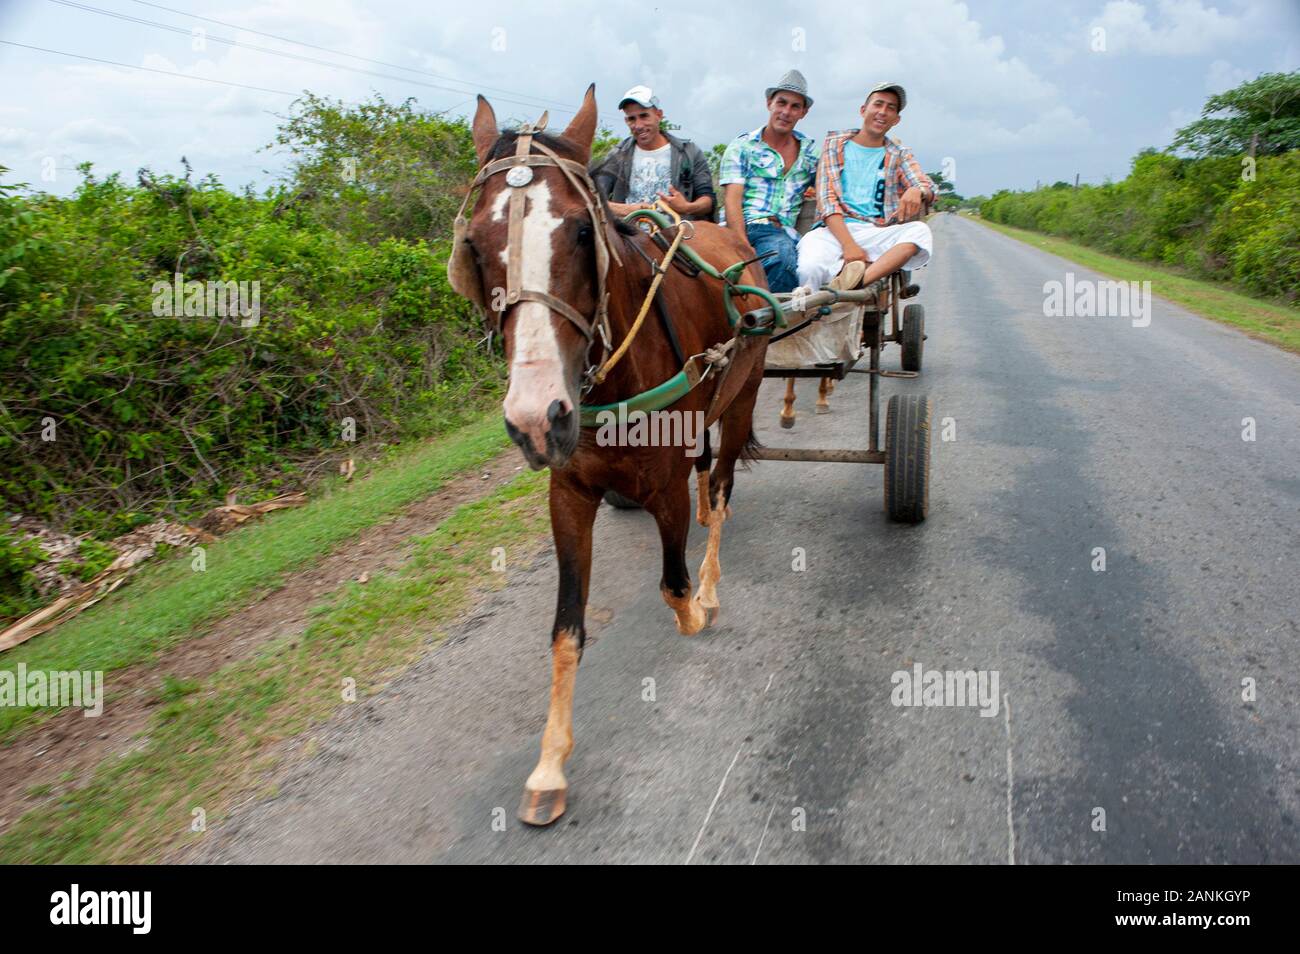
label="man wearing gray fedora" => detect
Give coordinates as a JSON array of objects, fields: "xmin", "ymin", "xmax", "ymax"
[{"xmin": 718, "ymin": 69, "xmax": 820, "ymax": 293}]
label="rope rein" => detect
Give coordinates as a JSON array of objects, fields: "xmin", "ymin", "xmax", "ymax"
[
  {"xmin": 450, "ymin": 120, "xmax": 790, "ymax": 428},
  {"xmin": 593, "ymin": 200, "xmax": 689, "ymax": 384}
]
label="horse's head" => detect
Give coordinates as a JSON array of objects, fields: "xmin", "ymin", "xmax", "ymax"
[{"xmin": 455, "ymin": 86, "xmax": 615, "ymax": 470}]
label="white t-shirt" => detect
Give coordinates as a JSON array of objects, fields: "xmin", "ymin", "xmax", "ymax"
[{"xmin": 626, "ymin": 143, "xmax": 672, "ymax": 204}]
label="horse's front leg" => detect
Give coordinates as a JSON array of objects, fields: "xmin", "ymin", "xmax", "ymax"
[
  {"xmin": 518, "ymin": 476, "xmax": 600, "ymax": 826},
  {"xmin": 647, "ymin": 470, "xmax": 708, "ymax": 636}
]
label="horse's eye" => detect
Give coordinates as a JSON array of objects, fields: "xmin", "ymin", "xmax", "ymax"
[{"xmin": 576, "ymin": 224, "xmax": 594, "ymax": 244}]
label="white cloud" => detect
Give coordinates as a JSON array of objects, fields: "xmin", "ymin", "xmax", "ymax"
[
  {"xmin": 0, "ymin": 0, "xmax": 1286, "ymax": 197},
  {"xmin": 0, "ymin": 126, "xmax": 34, "ymax": 148},
  {"xmin": 372, "ymin": 0, "xmax": 1095, "ymax": 169},
  {"xmin": 1155, "ymin": 105, "xmax": 1199, "ymax": 146},
  {"xmin": 50, "ymin": 119, "xmax": 139, "ymax": 148},
  {"xmin": 1090, "ymin": 0, "xmax": 1244, "ymax": 56},
  {"xmin": 1204, "ymin": 59, "xmax": 1250, "ymax": 93}
]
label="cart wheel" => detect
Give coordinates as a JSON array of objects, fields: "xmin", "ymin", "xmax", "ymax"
[
  {"xmin": 604, "ymin": 490, "xmax": 641, "ymax": 510},
  {"xmin": 901, "ymin": 303, "xmax": 924, "ymax": 373},
  {"xmin": 884, "ymin": 393, "xmax": 932, "ymax": 524}
]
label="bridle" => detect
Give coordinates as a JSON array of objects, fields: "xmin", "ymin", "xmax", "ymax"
[{"xmin": 448, "ymin": 113, "xmax": 624, "ymax": 394}]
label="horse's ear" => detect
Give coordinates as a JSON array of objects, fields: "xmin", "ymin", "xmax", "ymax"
[
  {"xmin": 471, "ymin": 95, "xmax": 498, "ymax": 164},
  {"xmin": 561, "ymin": 84, "xmax": 598, "ymax": 159}
]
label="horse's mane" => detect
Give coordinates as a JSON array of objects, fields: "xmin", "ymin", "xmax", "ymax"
[{"xmin": 488, "ymin": 129, "xmax": 639, "ymax": 237}]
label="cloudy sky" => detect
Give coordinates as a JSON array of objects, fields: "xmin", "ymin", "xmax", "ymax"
[{"xmin": 1, "ymin": 0, "xmax": 1297, "ymax": 199}]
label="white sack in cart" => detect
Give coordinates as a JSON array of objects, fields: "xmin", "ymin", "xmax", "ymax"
[{"xmin": 764, "ymin": 301, "xmax": 865, "ymax": 369}]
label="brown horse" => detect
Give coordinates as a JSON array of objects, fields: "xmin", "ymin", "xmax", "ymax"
[{"xmin": 452, "ymin": 86, "xmax": 770, "ymax": 825}]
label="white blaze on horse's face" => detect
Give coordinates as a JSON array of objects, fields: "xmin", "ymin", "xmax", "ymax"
[{"xmin": 500, "ymin": 179, "xmax": 576, "ymax": 464}]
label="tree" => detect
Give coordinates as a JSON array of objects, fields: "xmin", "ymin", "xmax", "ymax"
[
  {"xmin": 267, "ymin": 92, "xmax": 478, "ymax": 244},
  {"xmin": 926, "ymin": 170, "xmax": 961, "ymax": 210},
  {"xmin": 590, "ymin": 125, "xmax": 622, "ymax": 164},
  {"xmin": 708, "ymin": 142, "xmax": 728, "ymax": 183},
  {"xmin": 927, "ymin": 170, "xmax": 956, "ymax": 196},
  {"xmin": 1171, "ymin": 71, "xmax": 1300, "ymax": 158}
]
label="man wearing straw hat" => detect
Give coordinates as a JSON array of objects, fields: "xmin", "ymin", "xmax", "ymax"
[{"xmin": 718, "ymin": 69, "xmax": 820, "ymax": 293}]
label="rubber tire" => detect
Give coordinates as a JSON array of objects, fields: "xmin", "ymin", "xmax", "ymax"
[
  {"xmin": 884, "ymin": 393, "xmax": 932, "ymax": 524},
  {"xmin": 901, "ymin": 303, "xmax": 924, "ymax": 373},
  {"xmin": 604, "ymin": 490, "xmax": 642, "ymax": 510}
]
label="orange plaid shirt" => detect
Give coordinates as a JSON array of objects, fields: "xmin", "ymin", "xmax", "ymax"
[{"xmin": 815, "ymin": 131, "xmax": 935, "ymax": 226}]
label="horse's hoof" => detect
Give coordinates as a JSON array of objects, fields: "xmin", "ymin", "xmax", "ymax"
[
  {"xmin": 780, "ymin": 416, "xmax": 795, "ymax": 429},
  {"xmin": 674, "ymin": 601, "xmax": 708, "ymax": 636},
  {"xmin": 815, "ymin": 404, "xmax": 830, "ymax": 414},
  {"xmin": 694, "ymin": 594, "xmax": 718, "ymax": 628},
  {"xmin": 518, "ymin": 787, "xmax": 567, "ymax": 826}
]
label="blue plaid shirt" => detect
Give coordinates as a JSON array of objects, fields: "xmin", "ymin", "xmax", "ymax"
[{"xmin": 718, "ymin": 127, "xmax": 820, "ymax": 229}]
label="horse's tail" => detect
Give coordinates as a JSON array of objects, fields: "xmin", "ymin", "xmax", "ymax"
[{"xmin": 738, "ymin": 425, "xmax": 763, "ymax": 468}]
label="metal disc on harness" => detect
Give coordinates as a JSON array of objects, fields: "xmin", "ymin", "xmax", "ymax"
[{"xmin": 447, "ymin": 114, "xmax": 622, "ymax": 383}]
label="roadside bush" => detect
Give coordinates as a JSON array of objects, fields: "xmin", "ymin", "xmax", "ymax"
[
  {"xmin": 0, "ymin": 529, "xmax": 44, "ymax": 622},
  {"xmin": 0, "ymin": 98, "xmax": 505, "ymax": 544},
  {"xmin": 979, "ymin": 152, "xmax": 1299, "ymax": 301}
]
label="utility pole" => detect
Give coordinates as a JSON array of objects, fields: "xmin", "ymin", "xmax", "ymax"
[{"xmin": 1074, "ymin": 173, "xmax": 1079, "ymax": 190}]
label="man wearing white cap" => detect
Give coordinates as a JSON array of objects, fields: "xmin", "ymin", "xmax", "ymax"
[
  {"xmin": 796, "ymin": 82, "xmax": 937, "ymax": 293},
  {"xmin": 589, "ymin": 85, "xmax": 715, "ymax": 221}
]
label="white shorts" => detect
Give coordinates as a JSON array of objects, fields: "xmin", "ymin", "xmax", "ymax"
[{"xmin": 796, "ymin": 219, "xmax": 933, "ymax": 291}]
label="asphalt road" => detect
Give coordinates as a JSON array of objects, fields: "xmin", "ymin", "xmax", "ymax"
[{"xmin": 201, "ymin": 214, "xmax": 1300, "ymax": 864}]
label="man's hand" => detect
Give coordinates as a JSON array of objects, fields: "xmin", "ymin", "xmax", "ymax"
[
  {"xmin": 842, "ymin": 241, "xmax": 870, "ymax": 265},
  {"xmin": 898, "ymin": 186, "xmax": 924, "ymax": 222},
  {"xmin": 657, "ymin": 185, "xmax": 691, "ymax": 215},
  {"xmin": 609, "ymin": 200, "xmax": 652, "ymax": 218}
]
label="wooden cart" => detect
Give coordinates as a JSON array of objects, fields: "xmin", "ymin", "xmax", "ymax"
[{"xmin": 749, "ymin": 279, "xmax": 933, "ymax": 524}]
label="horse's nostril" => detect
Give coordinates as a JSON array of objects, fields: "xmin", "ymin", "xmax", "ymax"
[{"xmin": 547, "ymin": 399, "xmax": 571, "ymax": 424}]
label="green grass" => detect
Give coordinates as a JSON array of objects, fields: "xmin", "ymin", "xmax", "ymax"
[
  {"xmin": 964, "ymin": 214, "xmax": 1300, "ymax": 353},
  {"xmin": 0, "ymin": 410, "xmax": 512, "ymax": 742},
  {"xmin": 0, "ymin": 467, "xmax": 551, "ymax": 864}
]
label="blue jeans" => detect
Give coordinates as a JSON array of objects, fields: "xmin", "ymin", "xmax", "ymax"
[{"xmin": 745, "ymin": 223, "xmax": 799, "ymax": 294}]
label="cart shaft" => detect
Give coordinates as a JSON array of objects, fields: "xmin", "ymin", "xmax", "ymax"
[{"xmin": 749, "ymin": 447, "xmax": 886, "ymax": 464}]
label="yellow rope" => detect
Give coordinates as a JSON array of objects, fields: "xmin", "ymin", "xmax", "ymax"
[{"xmin": 592, "ymin": 200, "xmax": 687, "ymax": 385}]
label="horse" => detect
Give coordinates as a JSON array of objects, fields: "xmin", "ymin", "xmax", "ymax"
[{"xmin": 449, "ymin": 86, "xmax": 771, "ymax": 825}]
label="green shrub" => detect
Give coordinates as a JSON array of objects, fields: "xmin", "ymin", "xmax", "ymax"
[
  {"xmin": 979, "ymin": 152, "xmax": 1299, "ymax": 302},
  {"xmin": 0, "ymin": 529, "xmax": 45, "ymax": 623},
  {"xmin": 0, "ymin": 96, "xmax": 507, "ymax": 540},
  {"xmin": 73, "ymin": 539, "xmax": 116, "ymax": 582}
]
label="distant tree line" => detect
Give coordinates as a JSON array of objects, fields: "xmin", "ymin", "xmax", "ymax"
[{"xmin": 978, "ymin": 72, "xmax": 1300, "ymax": 301}]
